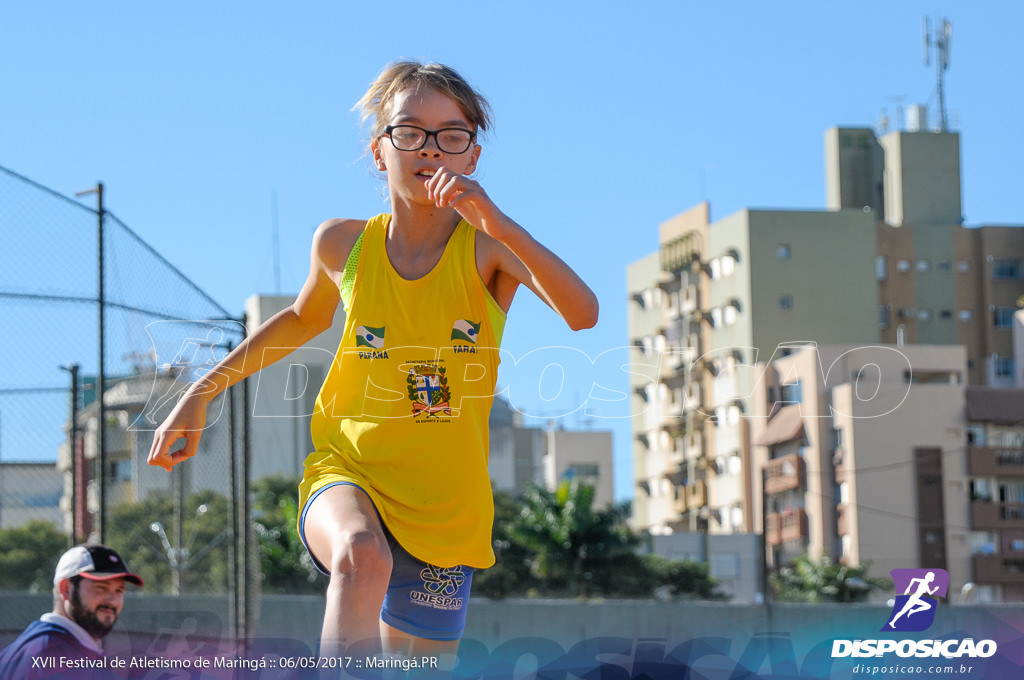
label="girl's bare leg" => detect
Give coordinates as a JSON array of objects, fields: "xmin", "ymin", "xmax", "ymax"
[
  {"xmin": 303, "ymin": 485, "xmax": 393, "ymax": 657},
  {"xmin": 380, "ymin": 622, "xmax": 460, "ymax": 670}
]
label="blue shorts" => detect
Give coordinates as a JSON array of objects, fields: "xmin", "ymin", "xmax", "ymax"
[{"xmin": 300, "ymin": 481, "xmax": 475, "ymax": 642}]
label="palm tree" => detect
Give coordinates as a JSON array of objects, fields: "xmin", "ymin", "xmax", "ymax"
[
  {"xmin": 510, "ymin": 479, "xmax": 638, "ymax": 597},
  {"xmin": 772, "ymin": 555, "xmax": 890, "ymax": 603}
]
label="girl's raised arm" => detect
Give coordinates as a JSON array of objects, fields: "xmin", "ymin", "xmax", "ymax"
[
  {"xmin": 146, "ymin": 219, "xmax": 361, "ymax": 470},
  {"xmin": 424, "ymin": 169, "xmax": 599, "ymax": 331}
]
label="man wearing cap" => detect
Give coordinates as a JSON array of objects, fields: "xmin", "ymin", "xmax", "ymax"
[{"xmin": 0, "ymin": 544, "xmax": 143, "ymax": 679}]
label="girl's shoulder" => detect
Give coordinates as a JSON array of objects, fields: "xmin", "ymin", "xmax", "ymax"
[{"xmin": 314, "ymin": 218, "xmax": 367, "ymax": 274}]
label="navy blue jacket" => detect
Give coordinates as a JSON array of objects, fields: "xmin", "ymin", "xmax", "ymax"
[{"xmin": 0, "ymin": 619, "xmax": 104, "ymax": 680}]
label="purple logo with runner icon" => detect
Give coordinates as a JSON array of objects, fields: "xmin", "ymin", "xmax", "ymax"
[{"xmin": 882, "ymin": 568, "xmax": 949, "ymax": 632}]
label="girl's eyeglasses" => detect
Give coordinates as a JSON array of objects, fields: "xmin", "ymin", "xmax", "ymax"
[{"xmin": 382, "ymin": 125, "xmax": 476, "ymax": 154}]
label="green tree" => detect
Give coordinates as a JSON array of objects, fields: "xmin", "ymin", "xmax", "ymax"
[
  {"xmin": 771, "ymin": 555, "xmax": 890, "ymax": 603},
  {"xmin": 510, "ymin": 479, "xmax": 641, "ymax": 597},
  {"xmin": 642, "ymin": 555, "xmax": 726, "ymax": 601},
  {"xmin": 0, "ymin": 520, "xmax": 68, "ymax": 592},
  {"xmin": 472, "ymin": 488, "xmax": 533, "ymax": 599},
  {"xmin": 104, "ymin": 490, "xmax": 231, "ymax": 593},
  {"xmin": 252, "ymin": 474, "xmax": 324, "ymax": 593}
]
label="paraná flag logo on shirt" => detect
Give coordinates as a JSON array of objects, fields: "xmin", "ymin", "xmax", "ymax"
[
  {"xmin": 356, "ymin": 325, "xmax": 385, "ymax": 349},
  {"xmin": 451, "ymin": 319, "xmax": 480, "ymax": 344}
]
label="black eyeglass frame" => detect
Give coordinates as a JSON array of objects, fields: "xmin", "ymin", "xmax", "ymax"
[{"xmin": 381, "ymin": 125, "xmax": 477, "ymax": 154}]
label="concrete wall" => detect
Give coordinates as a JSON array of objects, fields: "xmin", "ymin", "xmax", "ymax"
[{"xmin": 3, "ymin": 593, "xmax": 1020, "ymax": 670}]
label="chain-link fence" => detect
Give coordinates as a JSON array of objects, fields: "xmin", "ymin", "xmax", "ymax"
[{"xmin": 0, "ymin": 164, "xmax": 256, "ymax": 638}]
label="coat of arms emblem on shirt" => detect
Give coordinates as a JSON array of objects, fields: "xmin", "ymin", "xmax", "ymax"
[{"xmin": 407, "ymin": 364, "xmax": 452, "ymax": 417}]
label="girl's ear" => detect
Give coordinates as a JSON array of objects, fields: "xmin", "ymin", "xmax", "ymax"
[
  {"xmin": 371, "ymin": 138, "xmax": 387, "ymax": 172},
  {"xmin": 463, "ymin": 143, "xmax": 482, "ymax": 175}
]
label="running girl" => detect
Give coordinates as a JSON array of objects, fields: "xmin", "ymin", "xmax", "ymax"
[{"xmin": 148, "ymin": 61, "xmax": 598, "ymax": 661}]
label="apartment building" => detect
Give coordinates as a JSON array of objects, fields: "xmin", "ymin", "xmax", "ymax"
[
  {"xmin": 628, "ymin": 203, "xmax": 878, "ymax": 534},
  {"xmin": 750, "ymin": 344, "xmax": 969, "ymax": 593},
  {"xmin": 490, "ymin": 394, "xmax": 615, "ymax": 505},
  {"xmin": 828, "ymin": 126, "xmax": 1024, "ymax": 386},
  {"xmin": 628, "ymin": 117, "xmax": 1023, "ymax": 542},
  {"xmin": 965, "ymin": 386, "xmax": 1024, "ymax": 602}
]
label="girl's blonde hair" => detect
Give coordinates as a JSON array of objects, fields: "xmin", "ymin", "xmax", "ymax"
[{"xmin": 354, "ymin": 61, "xmax": 492, "ymax": 150}]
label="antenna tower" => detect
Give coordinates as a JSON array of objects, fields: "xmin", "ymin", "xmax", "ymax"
[{"xmin": 922, "ymin": 15, "xmax": 953, "ymax": 131}]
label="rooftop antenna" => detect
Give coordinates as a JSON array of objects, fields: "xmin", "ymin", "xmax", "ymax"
[{"xmin": 923, "ymin": 15, "xmax": 953, "ymax": 131}]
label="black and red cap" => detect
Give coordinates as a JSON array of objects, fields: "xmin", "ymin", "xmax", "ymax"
[{"xmin": 53, "ymin": 544, "xmax": 144, "ymax": 587}]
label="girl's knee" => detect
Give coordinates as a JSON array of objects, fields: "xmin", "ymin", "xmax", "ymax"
[{"xmin": 328, "ymin": 528, "xmax": 392, "ymax": 578}]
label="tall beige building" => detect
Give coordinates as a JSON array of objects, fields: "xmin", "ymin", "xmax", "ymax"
[
  {"xmin": 750, "ymin": 344, "xmax": 969, "ymax": 587},
  {"xmin": 750, "ymin": 344, "xmax": 1024, "ymax": 603},
  {"xmin": 628, "ymin": 118, "xmax": 1022, "ymax": 546},
  {"xmin": 827, "ymin": 127, "xmax": 1023, "ymax": 386},
  {"xmin": 628, "ymin": 203, "xmax": 878, "ymax": 535}
]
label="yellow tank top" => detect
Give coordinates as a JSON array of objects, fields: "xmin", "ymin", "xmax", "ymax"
[{"xmin": 307, "ymin": 214, "xmax": 506, "ymax": 568}]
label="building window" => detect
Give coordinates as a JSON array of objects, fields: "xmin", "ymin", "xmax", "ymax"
[
  {"xmin": 727, "ymin": 405, "xmax": 741, "ymax": 425},
  {"xmin": 777, "ymin": 244, "xmax": 791, "ymax": 259},
  {"xmin": 876, "ymin": 256, "xmax": 887, "ymax": 280},
  {"xmin": 898, "ymin": 308, "xmax": 916, "ymax": 320},
  {"xmin": 940, "ymin": 310, "xmax": 953, "ymax": 320},
  {"xmin": 959, "ymin": 310, "xmax": 972, "ymax": 322},
  {"xmin": 896, "ymin": 259, "xmax": 911, "ymax": 272},
  {"xmin": 917, "ymin": 260, "xmax": 931, "ymax": 272},
  {"xmin": 957, "ymin": 260, "xmax": 970, "ymax": 273},
  {"xmin": 993, "ymin": 258, "xmax": 1023, "ymax": 279},
  {"xmin": 971, "ymin": 479, "xmax": 993, "ymax": 502},
  {"xmin": 721, "ymin": 254, "xmax": 736, "ymax": 277},
  {"xmin": 995, "ymin": 356, "xmax": 1015, "ymax": 378},
  {"xmin": 994, "ymin": 308, "xmax": 1015, "ymax": 328},
  {"xmin": 111, "ymin": 460, "xmax": 132, "ymax": 482},
  {"xmin": 970, "ymin": 532, "xmax": 998, "ymax": 555},
  {"xmin": 779, "ymin": 296, "xmax": 793, "ymax": 310},
  {"xmin": 966, "ymin": 424, "xmax": 986, "ymax": 446},
  {"xmin": 879, "ymin": 305, "xmax": 890, "ymax": 328},
  {"xmin": 937, "ymin": 260, "xmax": 952, "ymax": 273},
  {"xmin": 780, "ymin": 381, "xmax": 802, "ymax": 403},
  {"xmin": 723, "ymin": 305, "xmax": 738, "ymax": 326},
  {"xmin": 567, "ymin": 464, "xmax": 600, "ymax": 480},
  {"xmin": 918, "ymin": 309, "xmax": 932, "ymax": 321}
]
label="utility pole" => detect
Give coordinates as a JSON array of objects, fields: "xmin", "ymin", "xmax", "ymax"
[
  {"xmin": 76, "ymin": 183, "xmax": 105, "ymax": 542},
  {"xmin": 60, "ymin": 363, "xmax": 80, "ymax": 545}
]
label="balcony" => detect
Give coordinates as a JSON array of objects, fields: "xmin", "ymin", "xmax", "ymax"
[
  {"xmin": 682, "ymin": 432, "xmax": 704, "ymax": 461},
  {"xmin": 834, "ymin": 448, "xmax": 847, "ymax": 484},
  {"xmin": 968, "ymin": 446, "xmax": 1024, "ymax": 477},
  {"xmin": 973, "ymin": 554, "xmax": 1024, "ymax": 585},
  {"xmin": 687, "ymin": 480, "xmax": 707, "ymax": 508},
  {"xmin": 764, "ymin": 454, "xmax": 806, "ymax": 495},
  {"xmin": 781, "ymin": 509, "xmax": 808, "ymax": 542},
  {"xmin": 766, "ymin": 509, "xmax": 808, "ymax": 546},
  {"xmin": 970, "ymin": 501, "xmax": 1024, "ymax": 530}
]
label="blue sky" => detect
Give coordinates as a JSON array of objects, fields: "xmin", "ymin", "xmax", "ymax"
[{"xmin": 2, "ymin": 2, "xmax": 1021, "ymax": 502}]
